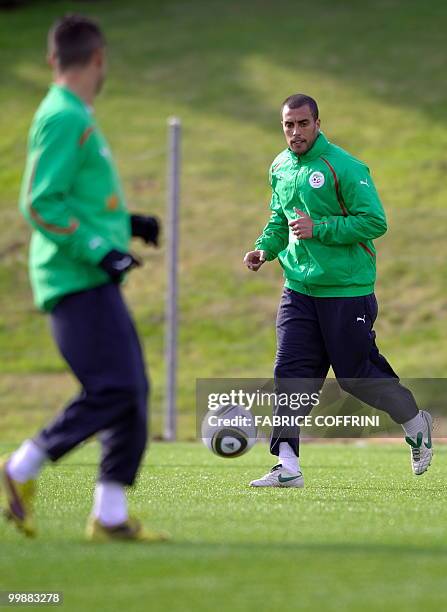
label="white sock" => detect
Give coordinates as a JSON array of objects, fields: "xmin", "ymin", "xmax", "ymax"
[
  {"xmin": 402, "ymin": 412, "xmax": 425, "ymax": 438},
  {"xmin": 93, "ymin": 481, "xmax": 128, "ymax": 527},
  {"xmin": 279, "ymin": 442, "xmax": 300, "ymax": 474},
  {"xmin": 7, "ymin": 439, "xmax": 47, "ymax": 483}
]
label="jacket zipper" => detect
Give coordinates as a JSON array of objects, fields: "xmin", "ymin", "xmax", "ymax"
[{"xmin": 293, "ymin": 159, "xmax": 312, "ymax": 292}]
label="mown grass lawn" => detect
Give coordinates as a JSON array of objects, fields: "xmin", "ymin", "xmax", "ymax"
[
  {"xmin": 0, "ymin": 0, "xmax": 446, "ymax": 439},
  {"xmin": 0, "ymin": 441, "xmax": 446, "ymax": 611},
  {"xmin": 1, "ymin": 4, "xmax": 445, "ymax": 611}
]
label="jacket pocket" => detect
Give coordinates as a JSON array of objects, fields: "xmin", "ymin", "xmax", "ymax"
[
  {"xmin": 300, "ymin": 241, "xmax": 353, "ymax": 286},
  {"xmin": 351, "ymin": 243, "xmax": 376, "ymax": 285}
]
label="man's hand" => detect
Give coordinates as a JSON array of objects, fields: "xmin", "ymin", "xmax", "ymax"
[
  {"xmin": 130, "ymin": 214, "xmax": 160, "ymax": 246},
  {"xmin": 288, "ymin": 208, "xmax": 314, "ymax": 240},
  {"xmin": 244, "ymin": 250, "xmax": 266, "ymax": 271},
  {"xmin": 100, "ymin": 249, "xmax": 142, "ymax": 283}
]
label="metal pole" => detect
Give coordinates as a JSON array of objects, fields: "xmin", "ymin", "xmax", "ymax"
[{"xmin": 164, "ymin": 117, "xmax": 181, "ymax": 441}]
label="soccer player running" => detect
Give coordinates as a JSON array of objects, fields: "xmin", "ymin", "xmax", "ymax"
[
  {"xmin": 244, "ymin": 94, "xmax": 433, "ymax": 488},
  {"xmin": 0, "ymin": 15, "xmax": 167, "ymax": 541}
]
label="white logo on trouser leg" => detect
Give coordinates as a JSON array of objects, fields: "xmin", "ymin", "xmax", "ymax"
[{"xmin": 356, "ymin": 315, "xmax": 366, "ymax": 323}]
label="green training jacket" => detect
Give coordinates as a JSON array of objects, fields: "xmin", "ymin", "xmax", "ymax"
[
  {"xmin": 255, "ymin": 132, "xmax": 387, "ymax": 297},
  {"xmin": 19, "ymin": 84, "xmax": 130, "ymax": 311}
]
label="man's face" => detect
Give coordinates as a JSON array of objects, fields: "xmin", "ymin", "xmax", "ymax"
[{"xmin": 282, "ymin": 104, "xmax": 320, "ymax": 155}]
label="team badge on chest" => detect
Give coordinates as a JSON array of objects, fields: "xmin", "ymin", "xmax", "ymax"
[{"xmin": 309, "ymin": 171, "xmax": 325, "ymax": 188}]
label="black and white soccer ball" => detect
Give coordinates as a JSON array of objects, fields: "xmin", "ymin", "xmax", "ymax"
[{"xmin": 201, "ymin": 404, "xmax": 257, "ymax": 458}]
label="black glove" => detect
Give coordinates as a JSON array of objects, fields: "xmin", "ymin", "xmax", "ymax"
[
  {"xmin": 130, "ymin": 214, "xmax": 160, "ymax": 246},
  {"xmin": 99, "ymin": 249, "xmax": 141, "ymax": 282}
]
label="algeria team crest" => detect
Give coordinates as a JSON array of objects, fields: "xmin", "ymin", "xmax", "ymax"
[{"xmin": 309, "ymin": 171, "xmax": 325, "ymax": 188}]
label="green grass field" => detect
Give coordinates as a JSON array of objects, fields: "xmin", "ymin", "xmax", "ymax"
[
  {"xmin": 0, "ymin": 0, "xmax": 446, "ymax": 442},
  {"xmin": 1, "ymin": 442, "xmax": 446, "ymax": 611},
  {"xmin": 1, "ymin": 4, "xmax": 445, "ymax": 608}
]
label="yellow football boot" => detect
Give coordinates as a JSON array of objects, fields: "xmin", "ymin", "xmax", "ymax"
[
  {"xmin": 86, "ymin": 516, "xmax": 170, "ymax": 543},
  {"xmin": 0, "ymin": 459, "xmax": 36, "ymax": 538}
]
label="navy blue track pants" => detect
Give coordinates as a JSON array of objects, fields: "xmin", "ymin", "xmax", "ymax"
[
  {"xmin": 270, "ymin": 288, "xmax": 419, "ymax": 457},
  {"xmin": 35, "ymin": 283, "xmax": 149, "ymax": 486}
]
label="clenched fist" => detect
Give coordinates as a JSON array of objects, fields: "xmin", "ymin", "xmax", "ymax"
[
  {"xmin": 243, "ymin": 250, "xmax": 266, "ymax": 272},
  {"xmin": 289, "ymin": 208, "xmax": 314, "ymax": 240}
]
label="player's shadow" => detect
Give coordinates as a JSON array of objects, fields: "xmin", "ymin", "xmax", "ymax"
[{"xmin": 158, "ymin": 541, "xmax": 447, "ymax": 558}]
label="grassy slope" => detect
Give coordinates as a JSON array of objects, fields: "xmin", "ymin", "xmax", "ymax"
[
  {"xmin": 0, "ymin": 0, "xmax": 446, "ymax": 441},
  {"xmin": 0, "ymin": 442, "xmax": 446, "ymax": 611}
]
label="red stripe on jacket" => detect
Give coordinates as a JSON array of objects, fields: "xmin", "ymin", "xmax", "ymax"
[
  {"xmin": 27, "ymin": 155, "xmax": 79, "ymax": 235},
  {"xmin": 320, "ymin": 156, "xmax": 374, "ymax": 258}
]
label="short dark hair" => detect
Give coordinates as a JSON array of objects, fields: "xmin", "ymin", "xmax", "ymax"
[
  {"xmin": 281, "ymin": 94, "xmax": 319, "ymax": 120},
  {"xmin": 48, "ymin": 14, "xmax": 105, "ymax": 70}
]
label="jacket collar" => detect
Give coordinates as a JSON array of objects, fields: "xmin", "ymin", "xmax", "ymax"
[{"xmin": 288, "ymin": 131, "xmax": 330, "ymax": 163}]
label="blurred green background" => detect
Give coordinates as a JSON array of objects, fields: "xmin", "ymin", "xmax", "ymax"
[{"xmin": 0, "ymin": 0, "xmax": 446, "ymax": 442}]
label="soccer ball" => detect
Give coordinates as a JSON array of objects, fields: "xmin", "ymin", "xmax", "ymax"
[{"xmin": 201, "ymin": 404, "xmax": 257, "ymax": 458}]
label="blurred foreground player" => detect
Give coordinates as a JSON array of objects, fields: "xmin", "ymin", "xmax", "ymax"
[
  {"xmin": 244, "ymin": 94, "xmax": 433, "ymax": 487},
  {"xmin": 1, "ymin": 15, "xmax": 167, "ymax": 541}
]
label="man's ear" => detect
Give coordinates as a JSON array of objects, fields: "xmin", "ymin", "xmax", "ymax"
[
  {"xmin": 47, "ymin": 50, "xmax": 57, "ymax": 69},
  {"xmin": 316, "ymin": 118, "xmax": 321, "ymax": 130},
  {"xmin": 92, "ymin": 47, "xmax": 105, "ymax": 68}
]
